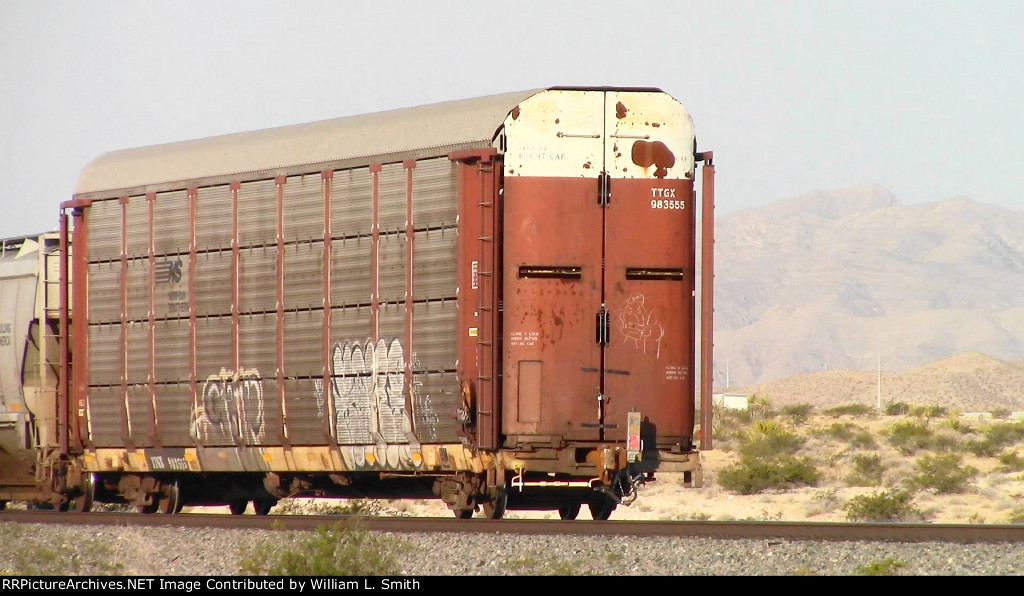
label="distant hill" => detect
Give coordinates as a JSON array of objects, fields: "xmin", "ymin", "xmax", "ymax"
[
  {"xmin": 713, "ymin": 185, "xmax": 1024, "ymax": 388},
  {"xmin": 732, "ymin": 352, "xmax": 1024, "ymax": 413}
]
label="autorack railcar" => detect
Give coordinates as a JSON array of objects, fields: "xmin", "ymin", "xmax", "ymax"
[{"xmin": 0, "ymin": 87, "xmax": 714, "ymax": 519}]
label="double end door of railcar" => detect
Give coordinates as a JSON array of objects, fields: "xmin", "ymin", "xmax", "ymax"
[{"xmin": 500, "ymin": 89, "xmax": 696, "ymax": 448}]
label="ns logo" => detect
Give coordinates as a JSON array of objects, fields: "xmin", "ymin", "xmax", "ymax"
[{"xmin": 156, "ymin": 259, "xmax": 183, "ymax": 284}]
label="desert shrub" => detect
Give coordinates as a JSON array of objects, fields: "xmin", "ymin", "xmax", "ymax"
[
  {"xmin": 907, "ymin": 453, "xmax": 978, "ymax": 494},
  {"xmin": 845, "ymin": 453, "xmax": 885, "ymax": 487},
  {"xmin": 855, "ymin": 557, "xmax": 907, "ymax": 576},
  {"xmin": 997, "ymin": 450, "xmax": 1024, "ymax": 473},
  {"xmin": 985, "ymin": 422, "xmax": 1024, "ymax": 446},
  {"xmin": 239, "ymin": 521, "xmax": 404, "ymax": 575},
  {"xmin": 885, "ymin": 401, "xmax": 911, "ymax": 416},
  {"xmin": 716, "ymin": 455, "xmax": 820, "ymax": 495},
  {"xmin": 1008, "ymin": 508, "xmax": 1024, "ymax": 524},
  {"xmin": 781, "ymin": 403, "xmax": 815, "ymax": 425},
  {"xmin": 712, "ymin": 405, "xmax": 752, "ymax": 445},
  {"xmin": 843, "ymin": 489, "xmax": 924, "ymax": 522},
  {"xmin": 747, "ymin": 393, "xmax": 776, "ymax": 421},
  {"xmin": 941, "ymin": 418, "xmax": 974, "ymax": 434},
  {"xmin": 824, "ymin": 403, "xmax": 874, "ymax": 418},
  {"xmin": 804, "ymin": 488, "xmax": 841, "ymax": 517},
  {"xmin": 929, "ymin": 432, "xmax": 963, "ymax": 452},
  {"xmin": 965, "ymin": 422, "xmax": 1024, "ymax": 457},
  {"xmin": 886, "ymin": 419, "xmax": 934, "ymax": 455},
  {"xmin": 817, "ymin": 422, "xmax": 877, "ymax": 449},
  {"xmin": 910, "ymin": 404, "xmax": 947, "ymax": 418},
  {"xmin": 991, "ymin": 408, "xmax": 1010, "ymax": 419},
  {"xmin": 737, "ymin": 421, "xmax": 805, "ymax": 459}
]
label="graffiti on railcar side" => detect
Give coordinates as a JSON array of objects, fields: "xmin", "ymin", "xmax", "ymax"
[
  {"xmin": 313, "ymin": 337, "xmax": 439, "ymax": 446},
  {"xmin": 619, "ymin": 294, "xmax": 665, "ymax": 359},
  {"xmin": 190, "ymin": 368, "xmax": 265, "ymax": 445}
]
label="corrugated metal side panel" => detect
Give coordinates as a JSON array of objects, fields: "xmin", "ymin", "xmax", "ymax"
[
  {"xmin": 282, "ymin": 310, "xmax": 322, "ymax": 379},
  {"xmin": 195, "ymin": 185, "xmax": 233, "ymax": 250},
  {"xmin": 239, "ymin": 313, "xmax": 276, "ymax": 373},
  {"xmin": 411, "ymin": 300, "xmax": 456, "ymax": 372},
  {"xmin": 239, "ymin": 247, "xmax": 276, "ymax": 313},
  {"xmin": 124, "ymin": 196, "xmax": 148, "ymax": 258},
  {"xmin": 155, "ymin": 383, "xmax": 193, "ymax": 446},
  {"xmin": 153, "ymin": 189, "xmax": 189, "ymax": 255},
  {"xmin": 378, "ymin": 303, "xmax": 404, "ymax": 341},
  {"xmin": 282, "ymin": 242, "xmax": 321, "ymax": 310},
  {"xmin": 194, "ymin": 250, "xmax": 232, "ymax": 317},
  {"xmin": 87, "ymin": 199, "xmax": 121, "ymax": 261},
  {"xmin": 127, "ymin": 384, "xmax": 152, "ymax": 446},
  {"xmin": 377, "ymin": 163, "xmax": 406, "ymax": 232},
  {"xmin": 330, "ymin": 167, "xmax": 372, "ymax": 237},
  {"xmin": 195, "ymin": 316, "xmax": 232, "ymax": 378},
  {"xmin": 412, "ymin": 158, "xmax": 458, "ymax": 229},
  {"xmin": 284, "ymin": 174, "xmax": 325, "ymax": 241},
  {"xmin": 86, "ymin": 386, "xmax": 124, "ymax": 447},
  {"xmin": 87, "ymin": 262, "xmax": 119, "ymax": 323},
  {"xmin": 238, "ymin": 178, "xmax": 277, "ymax": 246},
  {"xmin": 125, "ymin": 257, "xmax": 148, "ymax": 321},
  {"xmin": 377, "ymin": 233, "xmax": 406, "ymax": 303},
  {"xmin": 413, "ymin": 372, "xmax": 458, "ymax": 442},
  {"xmin": 154, "ymin": 319, "xmax": 190, "ymax": 382},
  {"xmin": 412, "ymin": 228, "xmax": 457, "ymax": 301},
  {"xmin": 328, "ymin": 304, "xmax": 370, "ymax": 345},
  {"xmin": 283, "ymin": 378, "xmax": 325, "ymax": 445},
  {"xmin": 87, "ymin": 324, "xmax": 120, "ymax": 386},
  {"xmin": 330, "ymin": 237, "xmax": 372, "ymax": 306},
  {"xmin": 125, "ymin": 321, "xmax": 148, "ymax": 384}
]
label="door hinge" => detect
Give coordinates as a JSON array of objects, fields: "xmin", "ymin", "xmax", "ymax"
[
  {"xmin": 595, "ymin": 308, "xmax": 610, "ymax": 345},
  {"xmin": 598, "ymin": 171, "xmax": 611, "ymax": 207}
]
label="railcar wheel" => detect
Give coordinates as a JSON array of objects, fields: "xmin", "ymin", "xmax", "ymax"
[
  {"xmin": 481, "ymin": 489, "xmax": 507, "ymax": 520},
  {"xmin": 72, "ymin": 473, "xmax": 97, "ymax": 513},
  {"xmin": 588, "ymin": 495, "xmax": 617, "ymax": 521},
  {"xmin": 252, "ymin": 498, "xmax": 276, "ymax": 516},
  {"xmin": 558, "ymin": 503, "xmax": 581, "ymax": 520},
  {"xmin": 228, "ymin": 499, "xmax": 248, "ymax": 515},
  {"xmin": 158, "ymin": 480, "xmax": 182, "ymax": 514},
  {"xmin": 454, "ymin": 507, "xmax": 475, "ymax": 519}
]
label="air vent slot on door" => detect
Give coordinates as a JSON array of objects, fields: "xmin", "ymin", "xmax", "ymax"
[
  {"xmin": 518, "ymin": 265, "xmax": 582, "ymax": 279},
  {"xmin": 625, "ymin": 267, "xmax": 684, "ymax": 281}
]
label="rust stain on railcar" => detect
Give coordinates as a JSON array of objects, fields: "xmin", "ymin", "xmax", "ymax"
[{"xmin": 630, "ymin": 140, "xmax": 676, "ymax": 179}]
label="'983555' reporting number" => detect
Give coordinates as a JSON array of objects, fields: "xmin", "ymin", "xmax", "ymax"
[{"xmin": 651, "ymin": 199, "xmax": 686, "ymax": 210}]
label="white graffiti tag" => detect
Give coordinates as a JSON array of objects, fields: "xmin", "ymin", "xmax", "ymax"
[
  {"xmin": 190, "ymin": 368, "xmax": 265, "ymax": 445},
  {"xmin": 328, "ymin": 338, "xmax": 409, "ymax": 444},
  {"xmin": 619, "ymin": 294, "xmax": 665, "ymax": 359}
]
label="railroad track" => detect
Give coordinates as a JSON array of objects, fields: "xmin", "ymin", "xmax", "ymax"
[{"xmin": 3, "ymin": 511, "xmax": 1023, "ymax": 544}]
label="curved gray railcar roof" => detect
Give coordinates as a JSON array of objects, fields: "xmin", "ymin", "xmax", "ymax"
[{"xmin": 74, "ymin": 89, "xmax": 543, "ymax": 199}]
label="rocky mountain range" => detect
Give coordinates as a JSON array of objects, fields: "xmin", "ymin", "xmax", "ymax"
[{"xmin": 711, "ymin": 184, "xmax": 1024, "ymax": 390}]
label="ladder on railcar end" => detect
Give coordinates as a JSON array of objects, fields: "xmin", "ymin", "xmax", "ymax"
[{"xmin": 474, "ymin": 158, "xmax": 501, "ymax": 451}]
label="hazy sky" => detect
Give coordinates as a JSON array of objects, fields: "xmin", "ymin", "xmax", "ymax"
[{"xmin": 1, "ymin": 1, "xmax": 1021, "ymax": 238}]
